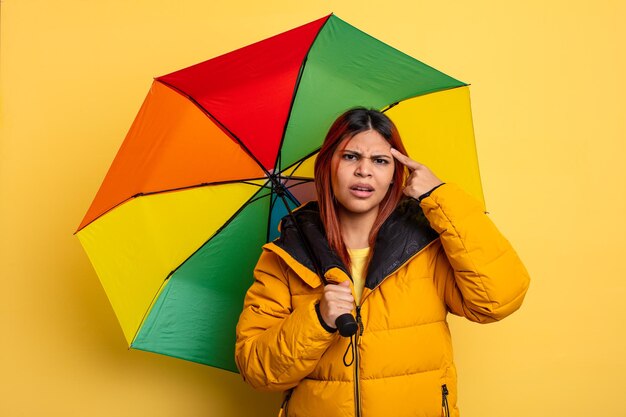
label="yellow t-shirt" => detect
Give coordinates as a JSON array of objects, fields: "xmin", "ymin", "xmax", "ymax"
[{"xmin": 348, "ymin": 247, "xmax": 370, "ymax": 305}]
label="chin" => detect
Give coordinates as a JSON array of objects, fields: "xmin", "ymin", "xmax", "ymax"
[{"xmin": 337, "ymin": 201, "xmax": 381, "ymax": 217}]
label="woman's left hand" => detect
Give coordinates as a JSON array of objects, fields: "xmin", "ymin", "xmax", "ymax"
[{"xmin": 390, "ymin": 148, "xmax": 443, "ymax": 200}]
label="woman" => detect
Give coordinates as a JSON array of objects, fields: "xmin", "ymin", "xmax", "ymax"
[{"xmin": 235, "ymin": 108, "xmax": 530, "ymax": 417}]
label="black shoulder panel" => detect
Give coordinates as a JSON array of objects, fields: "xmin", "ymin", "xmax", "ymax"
[
  {"xmin": 366, "ymin": 198, "xmax": 439, "ymax": 289},
  {"xmin": 272, "ymin": 202, "xmax": 349, "ymax": 278}
]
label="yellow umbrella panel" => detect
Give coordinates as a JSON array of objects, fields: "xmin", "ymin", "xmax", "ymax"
[{"xmin": 387, "ymin": 85, "xmax": 484, "ymax": 204}]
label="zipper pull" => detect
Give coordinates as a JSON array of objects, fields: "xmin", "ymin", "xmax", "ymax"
[
  {"xmin": 441, "ymin": 384, "xmax": 449, "ymax": 417},
  {"xmin": 356, "ymin": 306, "xmax": 364, "ymax": 345}
]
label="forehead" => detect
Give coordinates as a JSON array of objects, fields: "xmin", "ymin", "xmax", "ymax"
[{"xmin": 339, "ymin": 130, "xmax": 390, "ymax": 153}]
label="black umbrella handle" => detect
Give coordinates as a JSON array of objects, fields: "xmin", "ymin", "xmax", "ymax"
[{"xmin": 335, "ymin": 313, "xmax": 358, "ymax": 337}]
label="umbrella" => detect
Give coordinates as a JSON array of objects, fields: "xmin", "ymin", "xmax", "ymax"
[{"xmin": 76, "ymin": 13, "xmax": 483, "ymax": 372}]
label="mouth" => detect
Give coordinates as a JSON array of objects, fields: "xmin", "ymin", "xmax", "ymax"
[{"xmin": 350, "ymin": 183, "xmax": 375, "ymax": 197}]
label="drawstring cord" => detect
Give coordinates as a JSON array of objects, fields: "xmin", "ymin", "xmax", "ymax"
[
  {"xmin": 342, "ymin": 306, "xmax": 363, "ymax": 367},
  {"xmin": 343, "ymin": 334, "xmax": 355, "ymax": 367},
  {"xmin": 342, "ymin": 306, "xmax": 362, "ymax": 367},
  {"xmin": 278, "ymin": 389, "xmax": 293, "ymax": 417}
]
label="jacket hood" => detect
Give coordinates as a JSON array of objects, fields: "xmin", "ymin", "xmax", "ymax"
[{"xmin": 272, "ymin": 198, "xmax": 439, "ymax": 290}]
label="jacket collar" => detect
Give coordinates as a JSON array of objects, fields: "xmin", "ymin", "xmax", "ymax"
[{"xmin": 268, "ymin": 199, "xmax": 439, "ymax": 290}]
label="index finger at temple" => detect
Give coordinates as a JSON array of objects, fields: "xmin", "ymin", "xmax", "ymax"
[{"xmin": 390, "ymin": 148, "xmax": 420, "ymax": 170}]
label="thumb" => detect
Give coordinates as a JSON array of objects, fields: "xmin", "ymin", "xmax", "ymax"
[{"xmin": 338, "ymin": 280, "xmax": 351, "ymax": 287}]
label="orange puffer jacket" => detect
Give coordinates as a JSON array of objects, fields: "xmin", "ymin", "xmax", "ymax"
[{"xmin": 235, "ymin": 184, "xmax": 530, "ymax": 417}]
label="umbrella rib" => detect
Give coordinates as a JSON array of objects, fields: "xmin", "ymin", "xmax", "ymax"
[
  {"xmin": 134, "ymin": 178, "xmax": 268, "ymax": 197},
  {"xmin": 75, "ymin": 178, "xmax": 269, "ymax": 233},
  {"xmin": 247, "ymin": 189, "xmax": 274, "ymax": 206},
  {"xmin": 137, "ymin": 186, "xmax": 273, "ymax": 332},
  {"xmin": 130, "ymin": 187, "xmax": 272, "ymax": 345},
  {"xmin": 283, "ymin": 179, "xmax": 313, "ymax": 191},
  {"xmin": 274, "ymin": 148, "xmax": 319, "ymax": 182},
  {"xmin": 131, "ymin": 276, "xmax": 170, "ymax": 345},
  {"xmin": 382, "ymin": 84, "xmax": 469, "ymax": 111},
  {"xmin": 155, "ymin": 79, "xmax": 273, "ymax": 178},
  {"xmin": 283, "ymin": 187, "xmax": 301, "ymax": 207},
  {"xmin": 282, "ymin": 175, "xmax": 313, "ymax": 182},
  {"xmin": 266, "ymin": 185, "xmax": 302, "ymax": 243},
  {"xmin": 271, "ymin": 16, "xmax": 331, "ymax": 172},
  {"xmin": 266, "ymin": 192, "xmax": 276, "ymax": 243},
  {"xmin": 283, "ymin": 155, "xmax": 310, "ymax": 176},
  {"xmin": 381, "ymin": 102, "xmax": 399, "ymax": 113}
]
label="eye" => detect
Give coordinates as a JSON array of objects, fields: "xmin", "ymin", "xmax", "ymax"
[
  {"xmin": 342, "ymin": 153, "xmax": 358, "ymax": 161},
  {"xmin": 373, "ymin": 158, "xmax": 390, "ymax": 165}
]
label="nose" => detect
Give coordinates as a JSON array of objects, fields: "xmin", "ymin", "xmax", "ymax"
[{"xmin": 354, "ymin": 159, "xmax": 372, "ymax": 177}]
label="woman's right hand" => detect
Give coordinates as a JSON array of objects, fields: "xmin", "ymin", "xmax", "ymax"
[{"xmin": 319, "ymin": 280, "xmax": 355, "ymax": 329}]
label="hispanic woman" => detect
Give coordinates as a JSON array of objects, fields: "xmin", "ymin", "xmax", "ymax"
[{"xmin": 235, "ymin": 107, "xmax": 530, "ymax": 417}]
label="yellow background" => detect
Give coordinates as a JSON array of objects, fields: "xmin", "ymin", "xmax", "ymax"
[{"xmin": 1, "ymin": 0, "xmax": 625, "ymax": 416}]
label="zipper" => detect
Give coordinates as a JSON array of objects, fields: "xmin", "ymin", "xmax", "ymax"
[
  {"xmin": 350, "ymin": 242, "xmax": 434, "ymax": 416},
  {"xmin": 350, "ymin": 248, "xmax": 426, "ymax": 416},
  {"xmin": 441, "ymin": 384, "xmax": 450, "ymax": 417},
  {"xmin": 353, "ymin": 306, "xmax": 363, "ymax": 417}
]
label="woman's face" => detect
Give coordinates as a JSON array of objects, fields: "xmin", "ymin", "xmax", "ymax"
[{"xmin": 330, "ymin": 129, "xmax": 395, "ymax": 220}]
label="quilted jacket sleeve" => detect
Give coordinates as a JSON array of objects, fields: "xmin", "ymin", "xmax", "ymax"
[
  {"xmin": 235, "ymin": 249, "xmax": 337, "ymax": 391},
  {"xmin": 421, "ymin": 183, "xmax": 530, "ymax": 323}
]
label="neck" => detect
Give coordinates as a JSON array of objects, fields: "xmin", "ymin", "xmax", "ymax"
[{"xmin": 337, "ymin": 208, "xmax": 377, "ymax": 249}]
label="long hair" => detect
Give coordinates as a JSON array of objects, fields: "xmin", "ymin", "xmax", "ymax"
[{"xmin": 314, "ymin": 107, "xmax": 409, "ymax": 270}]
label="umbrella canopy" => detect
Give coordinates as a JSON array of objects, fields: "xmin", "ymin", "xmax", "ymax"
[{"xmin": 76, "ymin": 14, "xmax": 483, "ymax": 372}]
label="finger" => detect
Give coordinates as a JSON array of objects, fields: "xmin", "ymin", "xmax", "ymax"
[
  {"xmin": 322, "ymin": 295, "xmax": 354, "ymax": 308},
  {"xmin": 331, "ymin": 282, "xmax": 353, "ymax": 294},
  {"xmin": 321, "ymin": 299, "xmax": 353, "ymax": 314},
  {"xmin": 331, "ymin": 299, "xmax": 355, "ymax": 309},
  {"xmin": 326, "ymin": 282, "xmax": 352, "ymax": 293},
  {"xmin": 325, "ymin": 289, "xmax": 354, "ymax": 303},
  {"xmin": 390, "ymin": 148, "xmax": 421, "ymax": 171}
]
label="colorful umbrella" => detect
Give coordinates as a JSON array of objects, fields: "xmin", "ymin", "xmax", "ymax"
[{"xmin": 76, "ymin": 14, "xmax": 483, "ymax": 372}]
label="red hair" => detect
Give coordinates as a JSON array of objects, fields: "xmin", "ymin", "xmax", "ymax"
[{"xmin": 314, "ymin": 108, "xmax": 409, "ymax": 270}]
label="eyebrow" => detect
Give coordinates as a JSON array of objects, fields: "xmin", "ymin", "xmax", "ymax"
[{"xmin": 343, "ymin": 149, "xmax": 392, "ymax": 159}]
